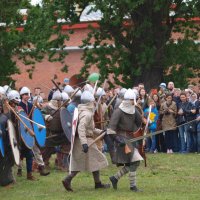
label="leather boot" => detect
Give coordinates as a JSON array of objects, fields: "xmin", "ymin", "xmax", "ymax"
[
  {"xmin": 62, "ymin": 177, "xmax": 73, "ymax": 192},
  {"xmin": 62, "ymin": 171, "xmax": 79, "ymax": 192},
  {"xmin": 109, "ymin": 176, "xmax": 118, "ymax": 189},
  {"xmin": 95, "ymin": 182, "xmax": 110, "ymax": 189},
  {"xmin": 27, "ymin": 173, "xmax": 38, "ymax": 181},
  {"xmin": 38, "ymin": 165, "xmax": 50, "ymax": 176},
  {"xmin": 32, "ymin": 161, "xmax": 39, "ymax": 172},
  {"xmin": 17, "ymin": 169, "xmax": 22, "ymax": 177},
  {"xmin": 130, "ymin": 186, "xmax": 143, "ymax": 192}
]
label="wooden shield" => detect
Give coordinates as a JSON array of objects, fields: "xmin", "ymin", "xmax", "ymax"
[
  {"xmin": 18, "ymin": 110, "xmax": 35, "ymax": 149},
  {"xmin": 60, "ymin": 107, "xmax": 73, "ymax": 142},
  {"xmin": 32, "ymin": 108, "xmax": 46, "ymax": 147},
  {"xmin": 0, "ymin": 124, "xmax": 4, "ymax": 157},
  {"xmin": 69, "ymin": 74, "xmax": 85, "ymax": 87},
  {"xmin": 7, "ymin": 119, "xmax": 20, "ymax": 166}
]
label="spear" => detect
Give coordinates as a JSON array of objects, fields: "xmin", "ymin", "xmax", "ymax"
[
  {"xmin": 28, "ymin": 95, "xmax": 39, "ymax": 118},
  {"xmin": 51, "ymin": 79, "xmax": 62, "ymax": 92},
  {"xmin": 88, "ymin": 130, "xmax": 106, "ymax": 147},
  {"xmin": 5, "ymin": 101, "xmax": 35, "ymax": 137}
]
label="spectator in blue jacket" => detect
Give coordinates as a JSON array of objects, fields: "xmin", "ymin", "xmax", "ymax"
[{"xmin": 144, "ymin": 99, "xmax": 159, "ymax": 153}]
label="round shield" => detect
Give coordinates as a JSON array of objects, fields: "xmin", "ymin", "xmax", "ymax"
[
  {"xmin": 7, "ymin": 120, "xmax": 20, "ymax": 166},
  {"xmin": 60, "ymin": 107, "xmax": 73, "ymax": 142},
  {"xmin": 69, "ymin": 74, "xmax": 86, "ymax": 87},
  {"xmin": 32, "ymin": 108, "xmax": 46, "ymax": 147},
  {"xmin": 18, "ymin": 110, "xmax": 35, "ymax": 149},
  {"xmin": 0, "ymin": 124, "xmax": 4, "ymax": 157}
]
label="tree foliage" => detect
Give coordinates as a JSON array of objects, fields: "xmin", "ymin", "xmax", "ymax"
[
  {"xmin": 78, "ymin": 0, "xmax": 200, "ymax": 89},
  {"xmin": 0, "ymin": 0, "xmax": 24, "ymax": 85},
  {"xmin": 9, "ymin": 0, "xmax": 90, "ymax": 81},
  {"xmin": 0, "ymin": 0, "xmax": 200, "ymax": 89}
]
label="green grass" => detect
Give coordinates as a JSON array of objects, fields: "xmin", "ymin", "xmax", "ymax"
[{"xmin": 1, "ymin": 153, "xmax": 200, "ymax": 200}]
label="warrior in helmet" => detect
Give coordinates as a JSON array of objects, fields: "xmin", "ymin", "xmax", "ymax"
[
  {"xmin": 6, "ymin": 89, "xmax": 37, "ymax": 180},
  {"xmin": 0, "ymin": 99, "xmax": 15, "ymax": 186},
  {"xmin": 107, "ymin": 89, "xmax": 144, "ymax": 192},
  {"xmin": 18, "ymin": 87, "xmax": 50, "ymax": 177},
  {"xmin": 41, "ymin": 90, "xmax": 69, "ymax": 169},
  {"xmin": 62, "ymin": 90, "xmax": 110, "ymax": 192}
]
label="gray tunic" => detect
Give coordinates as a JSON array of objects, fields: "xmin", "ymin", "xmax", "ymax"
[
  {"xmin": 109, "ymin": 108, "xmax": 142, "ymax": 134},
  {"xmin": 108, "ymin": 107, "xmax": 143, "ymax": 164}
]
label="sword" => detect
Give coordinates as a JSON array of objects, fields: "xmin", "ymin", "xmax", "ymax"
[
  {"xmin": 18, "ymin": 112, "xmax": 46, "ymax": 129},
  {"xmin": 125, "ymin": 118, "xmax": 198, "ymax": 144}
]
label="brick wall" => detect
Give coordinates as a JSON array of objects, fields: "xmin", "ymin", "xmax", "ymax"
[{"xmin": 11, "ymin": 24, "xmax": 200, "ymax": 96}]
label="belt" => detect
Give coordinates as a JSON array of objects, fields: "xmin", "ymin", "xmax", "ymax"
[
  {"xmin": 117, "ymin": 129, "xmax": 134, "ymax": 134},
  {"xmin": 86, "ymin": 136, "xmax": 94, "ymax": 138}
]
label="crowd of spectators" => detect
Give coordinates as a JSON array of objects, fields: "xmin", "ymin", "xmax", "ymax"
[
  {"xmin": 104, "ymin": 82, "xmax": 200, "ymax": 154},
  {"xmin": 43, "ymin": 80, "xmax": 200, "ymax": 154}
]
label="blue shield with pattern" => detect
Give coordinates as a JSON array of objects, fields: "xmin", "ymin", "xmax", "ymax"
[
  {"xmin": 19, "ymin": 111, "xmax": 35, "ymax": 149},
  {"xmin": 32, "ymin": 108, "xmax": 46, "ymax": 147}
]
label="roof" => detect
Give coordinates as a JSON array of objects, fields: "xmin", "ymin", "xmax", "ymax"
[
  {"xmin": 80, "ymin": 5, "xmax": 102, "ymax": 22},
  {"xmin": 18, "ymin": 5, "xmax": 102, "ymax": 22},
  {"xmin": 31, "ymin": 0, "xmax": 42, "ymax": 6},
  {"xmin": 2, "ymin": 4, "xmax": 200, "ymax": 30}
]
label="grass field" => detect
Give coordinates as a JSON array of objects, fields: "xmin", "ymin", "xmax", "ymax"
[{"xmin": 0, "ymin": 153, "xmax": 200, "ymax": 200}]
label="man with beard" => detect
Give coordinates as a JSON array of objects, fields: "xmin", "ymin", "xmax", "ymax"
[{"xmin": 167, "ymin": 82, "xmax": 175, "ymax": 94}]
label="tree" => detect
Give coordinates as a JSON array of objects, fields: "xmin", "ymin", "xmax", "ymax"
[
  {"xmin": 0, "ymin": 0, "xmax": 45, "ymax": 84},
  {"xmin": 0, "ymin": 0, "xmax": 82, "ymax": 84},
  {"xmin": 78, "ymin": 0, "xmax": 200, "ymax": 90},
  {"xmin": 0, "ymin": 0, "xmax": 24, "ymax": 85},
  {"xmin": 1, "ymin": 1, "xmax": 200, "ymax": 90}
]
